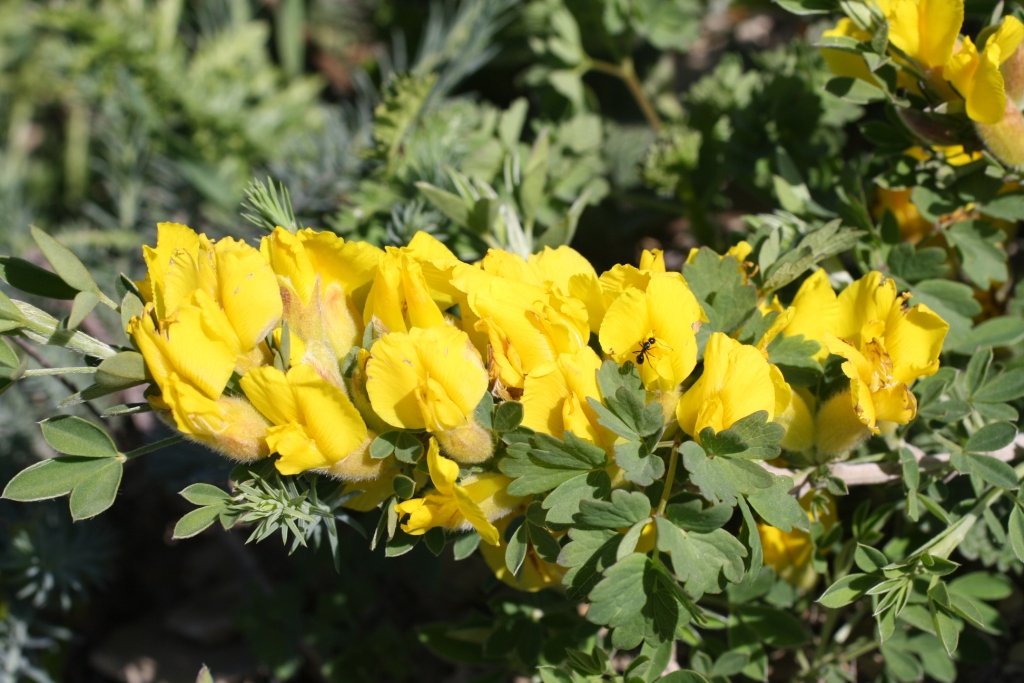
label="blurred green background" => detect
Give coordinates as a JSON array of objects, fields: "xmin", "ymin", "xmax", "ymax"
[{"xmin": 1, "ymin": 0, "xmax": 1020, "ymax": 681}]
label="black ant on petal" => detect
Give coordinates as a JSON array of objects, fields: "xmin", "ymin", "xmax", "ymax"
[{"xmin": 634, "ymin": 337, "xmax": 657, "ymax": 365}]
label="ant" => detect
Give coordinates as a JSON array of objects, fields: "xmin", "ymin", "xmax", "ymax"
[{"xmin": 634, "ymin": 337, "xmax": 657, "ymax": 365}]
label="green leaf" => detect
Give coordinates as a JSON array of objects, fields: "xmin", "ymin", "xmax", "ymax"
[
  {"xmin": 946, "ymin": 220, "xmax": 1008, "ymax": 289},
  {"xmin": 614, "ymin": 440, "xmax": 665, "ymax": 487},
  {"xmin": 543, "ymin": 471, "xmax": 612, "ymax": 525},
  {"xmin": 173, "ymin": 506, "xmax": 223, "ymax": 539},
  {"xmin": 766, "ymin": 334, "xmax": 822, "ymax": 372},
  {"xmin": 655, "ymin": 517, "xmax": 745, "ymax": 599},
  {"xmin": 825, "ymin": 76, "xmax": 884, "ymax": 103},
  {"xmin": 2, "ymin": 457, "xmax": 112, "ymax": 501},
  {"xmin": 416, "ymin": 182, "xmax": 470, "ymax": 228},
  {"xmin": 578, "ymin": 490, "xmax": 652, "ymax": 528},
  {"xmin": 737, "ymin": 497, "xmax": 763, "ymax": 577},
  {"xmin": 519, "ymin": 131, "xmax": 549, "ymax": 225},
  {"xmin": 0, "ymin": 257, "xmax": 79, "ymax": 299},
  {"xmin": 705, "ymin": 411, "xmax": 785, "ymax": 460},
  {"xmin": 855, "ymin": 544, "xmax": 889, "ymax": 573},
  {"xmin": 586, "ymin": 553, "xmax": 650, "ymax": 628},
  {"xmin": 94, "ymin": 351, "xmax": 147, "ymax": 390},
  {"xmin": 505, "ymin": 519, "xmax": 529, "ymax": 575},
  {"xmin": 179, "ymin": 483, "xmax": 230, "ymax": 506},
  {"xmin": 67, "ymin": 291, "xmax": 99, "ymax": 329},
  {"xmin": 393, "ymin": 474, "xmax": 416, "ymax": 500},
  {"xmin": 196, "ymin": 665, "xmax": 214, "ymax": 683},
  {"xmin": 664, "ymin": 500, "xmax": 733, "ymax": 533},
  {"xmin": 656, "ymin": 671, "xmax": 709, "ymax": 683},
  {"xmin": 949, "ymin": 572, "xmax": 1014, "ymax": 600},
  {"xmin": 818, "ymin": 573, "xmax": 876, "ymax": 608},
  {"xmin": 559, "ymin": 527, "xmax": 620, "ymax": 599},
  {"xmin": 596, "ymin": 360, "xmax": 644, "ymax": 407},
  {"xmin": 532, "ymin": 432, "xmax": 608, "ymax": 469},
  {"xmin": 39, "ymin": 415, "xmax": 119, "ymax": 458},
  {"xmin": 682, "ymin": 249, "xmax": 757, "ymax": 334},
  {"xmin": 1007, "ymin": 506, "xmax": 1024, "ymax": 563},
  {"xmin": 493, "ymin": 401, "xmax": 525, "ymax": 432},
  {"xmin": 30, "ymin": 225, "xmax": 99, "ymax": 294},
  {"xmin": 68, "ymin": 458, "xmax": 123, "ymax": 520},
  {"xmin": 394, "ymin": 432, "xmax": 423, "ymax": 464},
  {"xmin": 452, "ymin": 532, "xmax": 481, "ymax": 560},
  {"xmin": 965, "ymin": 452, "xmax": 1019, "ymax": 489},
  {"xmin": 746, "ymin": 475, "xmax": 808, "ymax": 532},
  {"xmin": 370, "ymin": 431, "xmax": 398, "ymax": 459},
  {"xmin": 965, "ymin": 422, "xmax": 1016, "ymax": 453},
  {"xmin": 681, "ymin": 441, "xmax": 773, "ymax": 505},
  {"xmin": 954, "ymin": 316, "xmax": 1024, "ymax": 353},
  {"xmin": 974, "ymin": 368, "xmax": 1024, "ymax": 403},
  {"xmin": 731, "ymin": 604, "xmax": 811, "ymax": 647},
  {"xmin": 887, "ymin": 244, "xmax": 949, "ymax": 283},
  {"xmin": 931, "ymin": 603, "xmax": 959, "ymax": 657}
]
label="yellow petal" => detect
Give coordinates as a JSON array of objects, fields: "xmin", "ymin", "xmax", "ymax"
[
  {"xmin": 143, "ymin": 222, "xmax": 201, "ymax": 318},
  {"xmin": 366, "ymin": 326, "xmax": 487, "ymax": 431},
  {"xmin": 638, "ymin": 249, "xmax": 666, "ymax": 272},
  {"xmin": 885, "ymin": 303, "xmax": 949, "ymax": 383},
  {"xmin": 297, "ymin": 228, "xmax": 382, "ymax": 304},
  {"xmin": 396, "ymin": 493, "xmax": 459, "ymax": 536},
  {"xmin": 835, "ymin": 271, "xmax": 896, "ymax": 346},
  {"xmin": 129, "ymin": 305, "xmax": 236, "ymax": 399},
  {"xmin": 989, "ymin": 16, "xmax": 1024, "ymax": 66},
  {"xmin": 968, "ymin": 43, "xmax": 1009, "ymax": 124},
  {"xmin": 453, "ymin": 485, "xmax": 501, "ymax": 546},
  {"xmin": 784, "ymin": 269, "xmax": 839, "ymax": 361},
  {"xmin": 161, "ymin": 373, "xmax": 268, "ymax": 461},
  {"xmin": 289, "ymin": 364, "xmax": 368, "ymax": 463},
  {"xmin": 531, "ymin": 245, "xmax": 599, "ymax": 294},
  {"xmin": 268, "ymin": 423, "xmax": 329, "ymax": 474},
  {"xmin": 426, "ymin": 437, "xmax": 459, "ymax": 496},
  {"xmin": 240, "ymin": 365, "xmax": 300, "ymax": 425},
  {"xmin": 214, "ymin": 237, "xmax": 283, "ymax": 351},
  {"xmin": 261, "ymin": 227, "xmax": 317, "ymax": 304}
]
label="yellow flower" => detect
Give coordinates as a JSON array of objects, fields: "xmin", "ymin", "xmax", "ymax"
[
  {"xmin": 129, "ymin": 305, "xmax": 236, "ymax": 400},
  {"xmin": 576, "ymin": 248, "xmax": 671, "ymax": 333},
  {"xmin": 394, "ymin": 438, "xmax": 521, "ymax": 545},
  {"xmin": 363, "ymin": 247, "xmax": 448, "ymax": 334},
  {"xmin": 677, "ymin": 332, "xmax": 791, "ymax": 439},
  {"xmin": 761, "ymin": 270, "xmax": 840, "ymax": 364},
  {"xmin": 239, "ymin": 364, "xmax": 378, "ymax": 479},
  {"xmin": 872, "ymin": 187, "xmax": 935, "ymax": 244},
  {"xmin": 479, "ymin": 515, "xmax": 567, "ymax": 591},
  {"xmin": 365, "ymin": 325, "xmax": 493, "ymax": 463},
  {"xmin": 261, "ymin": 227, "xmax": 380, "ymax": 383},
  {"xmin": 819, "ymin": 272, "xmax": 949, "ymax": 450},
  {"xmin": 129, "ymin": 305, "xmax": 269, "ymax": 460},
  {"xmin": 599, "ymin": 273, "xmax": 704, "ymax": 393},
  {"xmin": 759, "ymin": 491, "xmax": 837, "ymax": 588},
  {"xmin": 156, "ymin": 374, "xmax": 269, "ymax": 461},
  {"xmin": 139, "ymin": 223, "xmax": 283, "ymax": 373},
  {"xmin": 521, "ymin": 347, "xmax": 612, "ymax": 450},
  {"xmin": 466, "ymin": 276, "xmax": 589, "ymax": 391},
  {"xmin": 943, "ymin": 17, "xmax": 1024, "ymax": 124},
  {"xmin": 821, "ymin": 19, "xmax": 878, "ymax": 84},
  {"xmin": 880, "ymin": 0, "xmax": 963, "ymax": 71}
]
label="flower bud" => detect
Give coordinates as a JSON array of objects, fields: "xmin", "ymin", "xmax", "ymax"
[
  {"xmin": 436, "ymin": 420, "xmax": 494, "ymax": 464},
  {"xmin": 976, "ymin": 103, "xmax": 1024, "ymax": 166}
]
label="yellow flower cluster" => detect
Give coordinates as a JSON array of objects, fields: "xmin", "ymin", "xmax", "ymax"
[
  {"xmin": 128, "ymin": 223, "xmax": 949, "ymax": 589},
  {"xmin": 822, "ymin": 0, "xmax": 1024, "ymax": 125}
]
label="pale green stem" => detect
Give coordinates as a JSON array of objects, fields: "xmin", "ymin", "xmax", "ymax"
[
  {"xmin": 14, "ymin": 300, "xmax": 116, "ymax": 358},
  {"xmin": 123, "ymin": 435, "xmax": 185, "ymax": 461},
  {"xmin": 22, "ymin": 367, "xmax": 97, "ymax": 376}
]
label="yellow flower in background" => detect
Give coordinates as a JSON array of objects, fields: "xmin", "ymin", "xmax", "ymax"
[
  {"xmin": 365, "ymin": 325, "xmax": 492, "ymax": 463},
  {"xmin": 817, "ymin": 272, "xmax": 948, "ymax": 454},
  {"xmin": 363, "ymin": 247, "xmax": 448, "ymax": 334},
  {"xmin": 943, "ymin": 17, "xmax": 1024, "ymax": 124},
  {"xmin": 240, "ymin": 364, "xmax": 378, "ymax": 479},
  {"xmin": 395, "ymin": 439, "xmax": 521, "ymax": 545},
  {"xmin": 880, "ymin": 0, "xmax": 963, "ymax": 71},
  {"xmin": 759, "ymin": 491, "xmax": 837, "ymax": 588},
  {"xmin": 872, "ymin": 187, "xmax": 935, "ymax": 244},
  {"xmin": 521, "ymin": 347, "xmax": 611, "ymax": 450},
  {"xmin": 599, "ymin": 273, "xmax": 703, "ymax": 393},
  {"xmin": 677, "ymin": 332, "xmax": 790, "ymax": 439},
  {"xmin": 480, "ymin": 514, "xmax": 567, "ymax": 591},
  {"xmin": 821, "ymin": 19, "xmax": 878, "ymax": 84},
  {"xmin": 467, "ymin": 277, "xmax": 589, "ymax": 391}
]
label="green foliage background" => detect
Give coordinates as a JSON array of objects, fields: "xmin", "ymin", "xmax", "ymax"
[{"xmin": 2, "ymin": 0, "xmax": 1024, "ymax": 681}]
